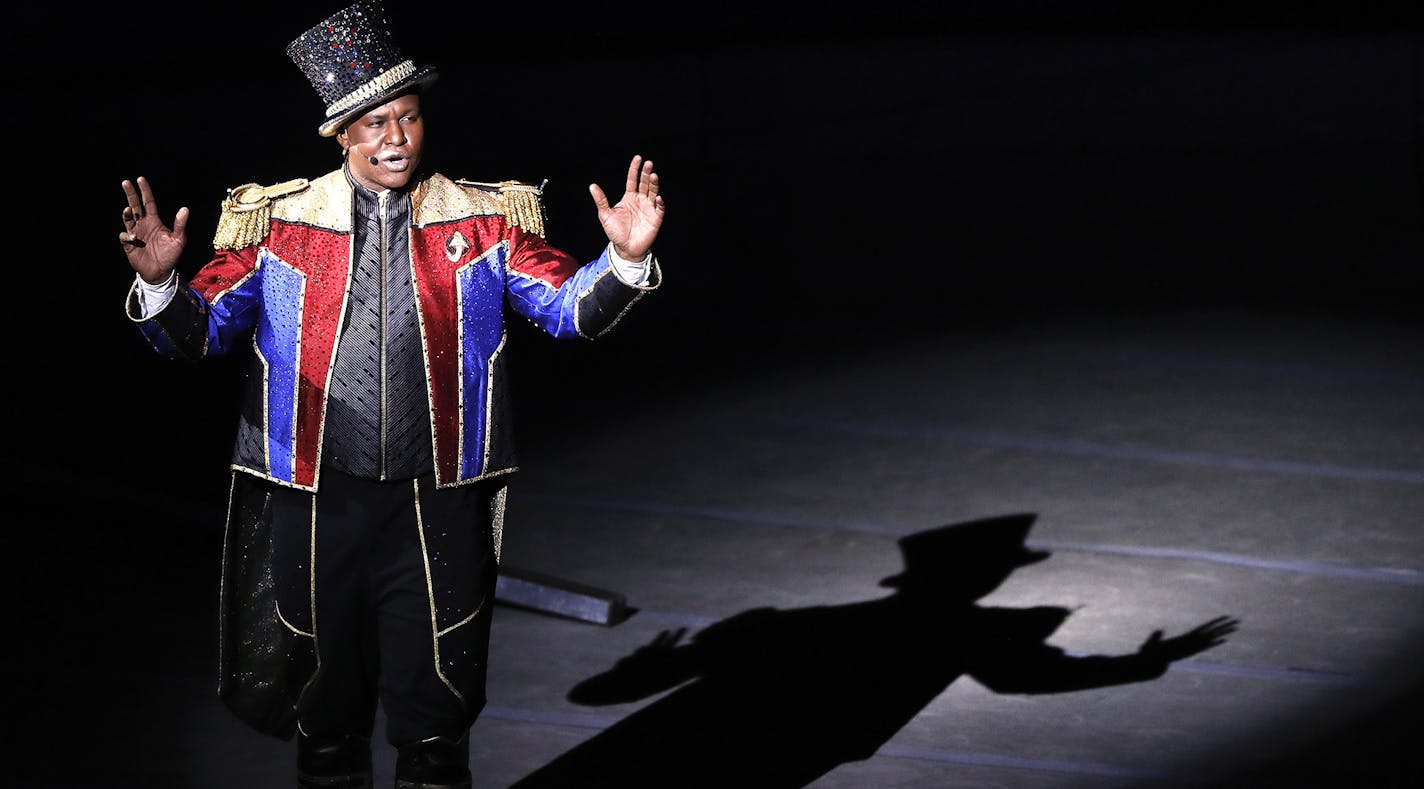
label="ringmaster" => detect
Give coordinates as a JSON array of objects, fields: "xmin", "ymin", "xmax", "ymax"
[{"xmin": 116, "ymin": 3, "xmax": 665, "ymax": 787}]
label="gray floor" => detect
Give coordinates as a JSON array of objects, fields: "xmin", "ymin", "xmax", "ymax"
[{"xmin": 19, "ymin": 303, "xmax": 1422, "ymax": 788}]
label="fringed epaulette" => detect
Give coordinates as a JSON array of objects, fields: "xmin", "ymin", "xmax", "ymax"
[
  {"xmin": 456, "ymin": 179, "xmax": 548, "ymax": 237},
  {"xmin": 212, "ymin": 178, "xmax": 311, "ymax": 250}
]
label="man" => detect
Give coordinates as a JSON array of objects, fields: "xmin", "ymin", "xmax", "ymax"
[{"xmin": 117, "ymin": 3, "xmax": 664, "ymax": 787}]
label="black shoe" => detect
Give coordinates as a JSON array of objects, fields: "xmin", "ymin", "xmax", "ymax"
[
  {"xmin": 297, "ymin": 731, "xmax": 373, "ymax": 789},
  {"xmin": 394, "ymin": 734, "xmax": 472, "ymax": 789}
]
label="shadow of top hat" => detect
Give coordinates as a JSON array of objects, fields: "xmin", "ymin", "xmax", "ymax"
[
  {"xmin": 879, "ymin": 513, "xmax": 1051, "ymax": 590},
  {"xmin": 285, "ymin": 1, "xmax": 440, "ymax": 137}
]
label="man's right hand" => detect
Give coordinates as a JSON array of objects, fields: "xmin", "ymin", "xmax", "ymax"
[{"xmin": 120, "ymin": 176, "xmax": 188, "ymax": 285}]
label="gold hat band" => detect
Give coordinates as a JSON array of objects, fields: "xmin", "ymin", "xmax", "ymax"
[{"xmin": 325, "ymin": 60, "xmax": 417, "ymax": 118}]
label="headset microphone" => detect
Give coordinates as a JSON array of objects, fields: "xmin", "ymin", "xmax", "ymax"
[{"xmin": 348, "ymin": 145, "xmax": 380, "ymax": 165}]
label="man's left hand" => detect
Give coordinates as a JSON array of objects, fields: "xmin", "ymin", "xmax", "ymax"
[{"xmin": 590, "ymin": 154, "xmax": 664, "ymax": 261}]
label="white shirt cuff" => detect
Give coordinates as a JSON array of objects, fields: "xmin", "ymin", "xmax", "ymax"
[
  {"xmin": 134, "ymin": 271, "xmax": 178, "ymax": 318},
  {"xmin": 606, "ymin": 244, "xmax": 653, "ymax": 286}
]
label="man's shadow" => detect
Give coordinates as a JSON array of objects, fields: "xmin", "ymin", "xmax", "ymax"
[{"xmin": 511, "ymin": 514, "xmax": 1239, "ymax": 788}]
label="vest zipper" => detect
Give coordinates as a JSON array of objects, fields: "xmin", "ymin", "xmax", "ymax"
[{"xmin": 378, "ymin": 189, "xmax": 390, "ymax": 481}]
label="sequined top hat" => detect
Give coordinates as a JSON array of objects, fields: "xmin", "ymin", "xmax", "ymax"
[{"xmin": 285, "ymin": 1, "xmax": 439, "ymax": 137}]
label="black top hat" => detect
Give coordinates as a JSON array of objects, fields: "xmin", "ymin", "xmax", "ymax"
[
  {"xmin": 879, "ymin": 514, "xmax": 1051, "ymax": 589},
  {"xmin": 285, "ymin": 1, "xmax": 440, "ymax": 137}
]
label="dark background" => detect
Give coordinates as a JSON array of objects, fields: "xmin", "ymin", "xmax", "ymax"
[
  {"xmin": 9, "ymin": 1, "xmax": 1424, "ymax": 505},
  {"xmin": 5, "ymin": 0, "xmax": 1424, "ymax": 781},
  {"xmin": 10, "ymin": 1, "xmax": 1424, "ymax": 488}
]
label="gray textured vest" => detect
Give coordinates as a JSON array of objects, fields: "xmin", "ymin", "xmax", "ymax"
[{"xmin": 321, "ymin": 172, "xmax": 434, "ymax": 480}]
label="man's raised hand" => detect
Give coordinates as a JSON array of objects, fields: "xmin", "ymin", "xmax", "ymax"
[
  {"xmin": 120, "ymin": 176, "xmax": 189, "ymax": 285},
  {"xmin": 589, "ymin": 155, "xmax": 665, "ymax": 263}
]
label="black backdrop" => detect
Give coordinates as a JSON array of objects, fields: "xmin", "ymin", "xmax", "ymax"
[{"xmin": 12, "ymin": 2, "xmax": 1424, "ymax": 501}]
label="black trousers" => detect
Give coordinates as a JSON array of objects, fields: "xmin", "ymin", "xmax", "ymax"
[{"xmin": 265, "ymin": 467, "xmax": 501, "ymax": 747}]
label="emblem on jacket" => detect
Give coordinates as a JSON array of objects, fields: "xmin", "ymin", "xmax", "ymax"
[{"xmin": 445, "ymin": 231, "xmax": 470, "ymax": 263}]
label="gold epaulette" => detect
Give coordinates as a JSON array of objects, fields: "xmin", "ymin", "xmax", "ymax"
[
  {"xmin": 456, "ymin": 179, "xmax": 548, "ymax": 237},
  {"xmin": 212, "ymin": 178, "xmax": 310, "ymax": 250}
]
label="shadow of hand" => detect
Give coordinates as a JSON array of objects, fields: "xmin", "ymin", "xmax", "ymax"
[
  {"xmin": 1138, "ymin": 615, "xmax": 1241, "ymax": 662},
  {"xmin": 567, "ymin": 627, "xmax": 697, "ymax": 706}
]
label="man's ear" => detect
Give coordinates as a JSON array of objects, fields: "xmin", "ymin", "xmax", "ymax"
[{"xmin": 335, "ymin": 128, "xmax": 349, "ymax": 152}]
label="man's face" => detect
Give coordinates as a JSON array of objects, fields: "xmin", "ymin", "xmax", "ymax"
[{"xmin": 338, "ymin": 92, "xmax": 425, "ymax": 191}]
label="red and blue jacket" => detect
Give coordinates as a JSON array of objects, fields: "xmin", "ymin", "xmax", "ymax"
[{"xmin": 128, "ymin": 168, "xmax": 659, "ymax": 491}]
